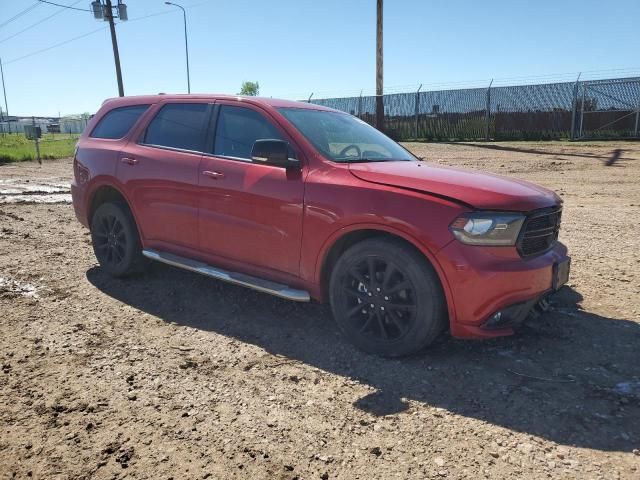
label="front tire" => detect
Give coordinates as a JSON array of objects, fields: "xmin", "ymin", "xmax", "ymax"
[
  {"xmin": 329, "ymin": 238, "xmax": 447, "ymax": 357},
  {"xmin": 90, "ymin": 202, "xmax": 148, "ymax": 277}
]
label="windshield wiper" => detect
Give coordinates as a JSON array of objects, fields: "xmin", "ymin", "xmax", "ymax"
[{"xmin": 341, "ymin": 158, "xmax": 407, "ymax": 163}]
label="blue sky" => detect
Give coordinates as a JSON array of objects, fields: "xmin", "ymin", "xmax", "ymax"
[{"xmin": 1, "ymin": 0, "xmax": 639, "ymax": 116}]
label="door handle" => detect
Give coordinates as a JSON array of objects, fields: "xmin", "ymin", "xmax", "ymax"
[
  {"xmin": 121, "ymin": 157, "xmax": 138, "ymax": 165},
  {"xmin": 202, "ymin": 170, "xmax": 225, "ymax": 180}
]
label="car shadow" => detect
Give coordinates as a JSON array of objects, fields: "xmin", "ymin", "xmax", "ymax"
[
  {"xmin": 86, "ymin": 263, "xmax": 640, "ymax": 452},
  {"xmin": 444, "ymin": 142, "xmax": 635, "ymax": 165}
]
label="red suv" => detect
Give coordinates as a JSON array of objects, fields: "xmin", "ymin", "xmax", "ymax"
[{"xmin": 72, "ymin": 95, "xmax": 570, "ymax": 356}]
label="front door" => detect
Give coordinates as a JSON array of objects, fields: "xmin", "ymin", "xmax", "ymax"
[{"xmin": 198, "ymin": 103, "xmax": 305, "ymax": 275}]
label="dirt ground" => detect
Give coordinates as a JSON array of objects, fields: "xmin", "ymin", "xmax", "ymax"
[{"xmin": 1, "ymin": 141, "xmax": 639, "ymax": 480}]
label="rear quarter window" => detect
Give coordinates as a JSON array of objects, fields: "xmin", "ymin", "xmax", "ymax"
[{"xmin": 90, "ymin": 105, "xmax": 149, "ymax": 139}]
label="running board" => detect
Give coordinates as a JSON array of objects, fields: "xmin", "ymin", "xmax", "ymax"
[{"xmin": 142, "ymin": 249, "xmax": 310, "ymax": 302}]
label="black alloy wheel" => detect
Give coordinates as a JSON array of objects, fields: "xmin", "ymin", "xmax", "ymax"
[
  {"xmin": 91, "ymin": 202, "xmax": 148, "ymax": 277},
  {"xmin": 341, "ymin": 256, "xmax": 417, "ymax": 342},
  {"xmin": 329, "ymin": 238, "xmax": 446, "ymax": 356},
  {"xmin": 93, "ymin": 212, "xmax": 127, "ymax": 268}
]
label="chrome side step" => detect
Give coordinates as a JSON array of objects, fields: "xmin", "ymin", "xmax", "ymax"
[{"xmin": 142, "ymin": 249, "xmax": 311, "ymax": 302}]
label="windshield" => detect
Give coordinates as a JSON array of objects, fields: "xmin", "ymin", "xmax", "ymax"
[{"xmin": 278, "ymin": 107, "xmax": 416, "ymax": 163}]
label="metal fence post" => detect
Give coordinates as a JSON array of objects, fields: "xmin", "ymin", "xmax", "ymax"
[
  {"xmin": 579, "ymin": 82, "xmax": 587, "ymax": 139},
  {"xmin": 635, "ymin": 81, "xmax": 640, "ymax": 138},
  {"xmin": 414, "ymin": 84, "xmax": 422, "ymax": 140},
  {"xmin": 570, "ymin": 73, "xmax": 581, "ymax": 140},
  {"xmin": 485, "ymin": 79, "xmax": 493, "ymax": 141},
  {"xmin": 31, "ymin": 116, "xmax": 41, "ymax": 165}
]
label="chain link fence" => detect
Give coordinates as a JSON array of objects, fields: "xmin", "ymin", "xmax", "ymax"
[
  {"xmin": 2, "ymin": 78, "xmax": 638, "ymax": 142},
  {"xmin": 311, "ymin": 76, "xmax": 640, "ymax": 141},
  {"xmin": 0, "ymin": 115, "xmax": 89, "ymax": 135}
]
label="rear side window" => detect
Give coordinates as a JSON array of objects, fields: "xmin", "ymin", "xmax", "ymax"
[
  {"xmin": 90, "ymin": 105, "xmax": 149, "ymax": 139},
  {"xmin": 213, "ymin": 105, "xmax": 284, "ymax": 159},
  {"xmin": 143, "ymin": 103, "xmax": 208, "ymax": 152}
]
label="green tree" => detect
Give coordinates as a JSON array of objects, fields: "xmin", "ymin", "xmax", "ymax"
[{"xmin": 238, "ymin": 81, "xmax": 259, "ymax": 96}]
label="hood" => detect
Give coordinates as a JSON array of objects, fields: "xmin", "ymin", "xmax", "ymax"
[{"xmin": 348, "ymin": 161, "xmax": 561, "ymax": 211}]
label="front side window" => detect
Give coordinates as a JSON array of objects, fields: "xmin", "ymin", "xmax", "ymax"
[
  {"xmin": 143, "ymin": 103, "xmax": 208, "ymax": 152},
  {"xmin": 213, "ymin": 105, "xmax": 284, "ymax": 159},
  {"xmin": 278, "ymin": 107, "xmax": 415, "ymax": 163},
  {"xmin": 90, "ymin": 104, "xmax": 149, "ymax": 139}
]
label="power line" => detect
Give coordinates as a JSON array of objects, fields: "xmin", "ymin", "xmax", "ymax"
[
  {"xmin": 1, "ymin": 0, "xmax": 211, "ymax": 66},
  {"xmin": 127, "ymin": 0, "xmax": 212, "ymax": 23},
  {"xmin": 127, "ymin": 10, "xmax": 174, "ymax": 23},
  {"xmin": 37, "ymin": 0, "xmax": 91, "ymax": 12},
  {"xmin": 0, "ymin": 2, "xmax": 41, "ymax": 29},
  {"xmin": 0, "ymin": 0, "xmax": 83, "ymax": 45},
  {"xmin": 3, "ymin": 26, "xmax": 107, "ymax": 65}
]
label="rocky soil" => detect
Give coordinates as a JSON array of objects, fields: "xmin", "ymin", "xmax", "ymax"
[{"xmin": 1, "ymin": 141, "xmax": 639, "ymax": 479}]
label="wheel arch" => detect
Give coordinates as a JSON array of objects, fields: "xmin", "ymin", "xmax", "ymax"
[
  {"xmin": 86, "ymin": 184, "xmax": 143, "ymax": 241},
  {"xmin": 316, "ymin": 225, "xmax": 456, "ymax": 326}
]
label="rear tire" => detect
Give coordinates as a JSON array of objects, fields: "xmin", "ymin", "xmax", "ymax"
[
  {"xmin": 329, "ymin": 238, "xmax": 447, "ymax": 357},
  {"xmin": 90, "ymin": 202, "xmax": 148, "ymax": 277}
]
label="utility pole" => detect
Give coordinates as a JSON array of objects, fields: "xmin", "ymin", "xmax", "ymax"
[
  {"xmin": 105, "ymin": 0, "xmax": 124, "ymax": 96},
  {"xmin": 375, "ymin": 0, "xmax": 384, "ymax": 131},
  {"xmin": 92, "ymin": 1, "xmax": 127, "ymax": 96},
  {"xmin": 0, "ymin": 57, "xmax": 10, "ymax": 134}
]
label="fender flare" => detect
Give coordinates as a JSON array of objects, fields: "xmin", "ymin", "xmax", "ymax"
[{"xmin": 85, "ymin": 179, "xmax": 145, "ymax": 243}]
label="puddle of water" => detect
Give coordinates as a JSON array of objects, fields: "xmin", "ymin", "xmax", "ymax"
[
  {"xmin": 0, "ymin": 184, "xmax": 70, "ymax": 195},
  {"xmin": 0, "ymin": 178, "xmax": 71, "ymax": 204},
  {"xmin": 0, "ymin": 194, "xmax": 72, "ymax": 204},
  {"xmin": 0, "ymin": 277, "xmax": 39, "ymax": 298}
]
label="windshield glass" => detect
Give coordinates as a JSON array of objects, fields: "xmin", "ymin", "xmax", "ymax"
[{"xmin": 278, "ymin": 107, "xmax": 416, "ymax": 163}]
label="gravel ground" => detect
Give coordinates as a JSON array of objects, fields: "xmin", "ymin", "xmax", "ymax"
[{"xmin": 1, "ymin": 141, "xmax": 639, "ymax": 479}]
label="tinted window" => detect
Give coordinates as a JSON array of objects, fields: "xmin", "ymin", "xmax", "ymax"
[
  {"xmin": 144, "ymin": 103, "xmax": 208, "ymax": 151},
  {"xmin": 90, "ymin": 105, "xmax": 149, "ymax": 139},
  {"xmin": 214, "ymin": 105, "xmax": 284, "ymax": 159}
]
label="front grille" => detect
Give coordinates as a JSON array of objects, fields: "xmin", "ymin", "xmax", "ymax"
[{"xmin": 517, "ymin": 206, "xmax": 562, "ymax": 257}]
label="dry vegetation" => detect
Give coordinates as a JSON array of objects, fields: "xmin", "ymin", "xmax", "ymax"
[{"xmin": 0, "ymin": 141, "xmax": 639, "ymax": 479}]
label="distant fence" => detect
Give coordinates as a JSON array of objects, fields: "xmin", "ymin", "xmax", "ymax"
[
  {"xmin": 311, "ymin": 76, "xmax": 640, "ymax": 141},
  {"xmin": 0, "ymin": 116, "xmax": 88, "ymax": 135},
  {"xmin": 0, "ymin": 121, "xmax": 49, "ymax": 135}
]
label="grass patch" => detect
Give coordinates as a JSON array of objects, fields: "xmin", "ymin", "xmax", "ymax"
[{"xmin": 0, "ymin": 133, "xmax": 77, "ymax": 163}]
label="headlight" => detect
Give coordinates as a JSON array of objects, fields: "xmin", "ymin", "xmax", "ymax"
[{"xmin": 450, "ymin": 212, "xmax": 525, "ymax": 246}]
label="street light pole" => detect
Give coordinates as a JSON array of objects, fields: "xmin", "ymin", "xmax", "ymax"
[{"xmin": 166, "ymin": 2, "xmax": 191, "ymax": 94}]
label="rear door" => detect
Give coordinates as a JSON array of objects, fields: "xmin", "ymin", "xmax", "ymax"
[
  {"xmin": 118, "ymin": 101, "xmax": 211, "ymax": 250},
  {"xmin": 198, "ymin": 102, "xmax": 305, "ymax": 275}
]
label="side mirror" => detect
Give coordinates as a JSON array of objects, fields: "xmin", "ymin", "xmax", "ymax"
[{"xmin": 251, "ymin": 139, "xmax": 299, "ymax": 168}]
